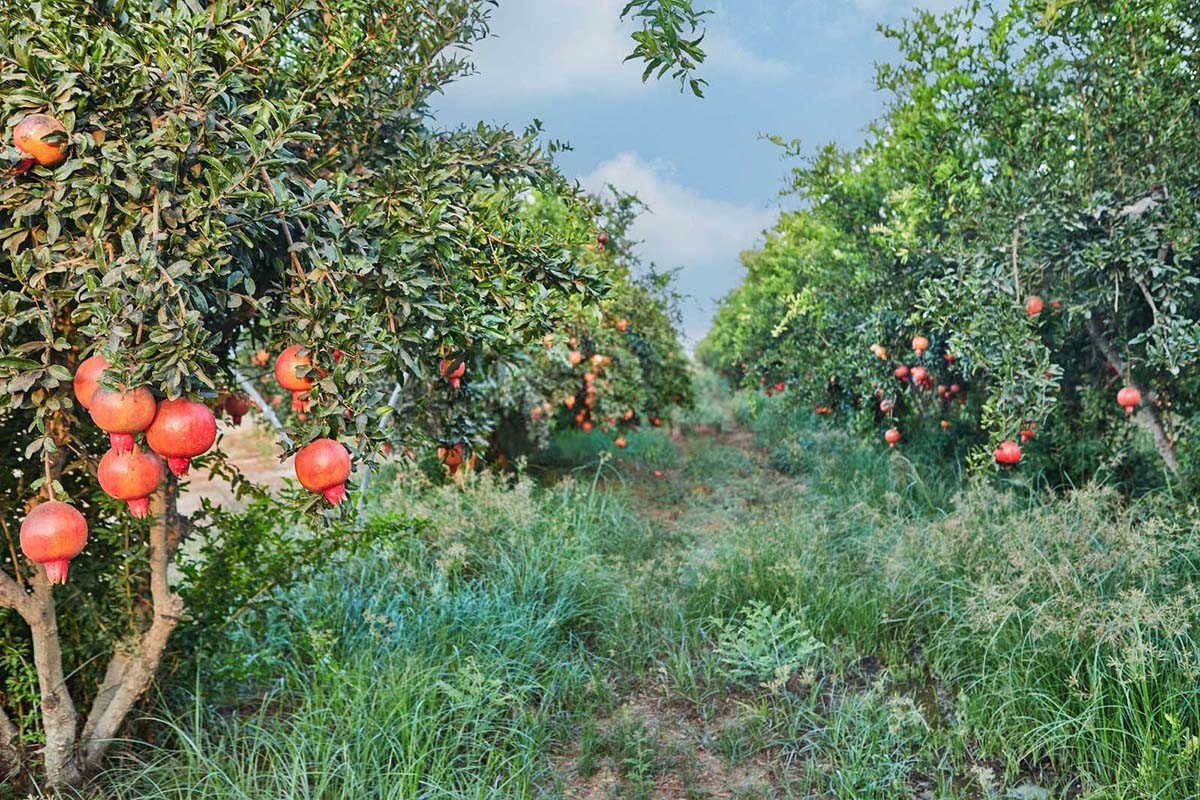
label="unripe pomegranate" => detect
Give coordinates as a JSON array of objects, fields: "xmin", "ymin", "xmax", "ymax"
[
  {"xmin": 20, "ymin": 501, "xmax": 87, "ymax": 585},
  {"xmin": 146, "ymin": 398, "xmax": 217, "ymax": 475},
  {"xmin": 912, "ymin": 336, "xmax": 929, "ymax": 357},
  {"xmin": 275, "ymin": 345, "xmax": 313, "ymax": 410},
  {"xmin": 994, "ymin": 440, "xmax": 1022, "ymax": 466},
  {"xmin": 568, "ymin": 350, "xmax": 583, "ymax": 366},
  {"xmin": 295, "ymin": 438, "xmax": 352, "ymax": 503},
  {"xmin": 1025, "ymin": 295, "xmax": 1044, "ymax": 316},
  {"xmin": 73, "ymin": 354, "xmax": 110, "ymax": 409},
  {"xmin": 884, "ymin": 428, "xmax": 900, "ymax": 447},
  {"xmin": 251, "ymin": 349, "xmax": 271, "ymax": 367},
  {"xmin": 224, "ymin": 393, "xmax": 253, "ymax": 425},
  {"xmin": 13, "ymin": 114, "xmax": 68, "ymax": 168},
  {"xmin": 870, "ymin": 344, "xmax": 888, "ymax": 360},
  {"xmin": 894, "ymin": 365, "xmax": 909, "ymax": 381},
  {"xmin": 98, "ymin": 447, "xmax": 163, "ymax": 517},
  {"xmin": 89, "ymin": 386, "xmax": 157, "ymax": 453},
  {"xmin": 1117, "ymin": 386, "xmax": 1141, "ymax": 414}
]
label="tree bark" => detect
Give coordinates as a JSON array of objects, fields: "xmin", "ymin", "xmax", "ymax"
[
  {"xmin": 79, "ymin": 481, "xmax": 185, "ymax": 769},
  {"xmin": 25, "ymin": 570, "xmax": 83, "ymax": 788},
  {"xmin": 1085, "ymin": 317, "xmax": 1179, "ymax": 473},
  {"xmin": 0, "ymin": 704, "xmax": 20, "ymax": 781}
]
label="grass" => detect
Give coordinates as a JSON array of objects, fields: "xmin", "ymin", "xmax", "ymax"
[{"xmin": 78, "ymin": 373, "xmax": 1200, "ymax": 799}]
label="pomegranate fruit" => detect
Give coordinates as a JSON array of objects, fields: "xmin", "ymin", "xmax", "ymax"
[
  {"xmin": 73, "ymin": 354, "xmax": 110, "ymax": 409},
  {"xmin": 616, "ymin": 319, "xmax": 628, "ymax": 332},
  {"xmin": 614, "ymin": 436, "xmax": 627, "ymax": 449},
  {"xmin": 912, "ymin": 336, "xmax": 929, "ymax": 357},
  {"xmin": 582, "ymin": 420, "xmax": 594, "ymax": 433},
  {"xmin": 1117, "ymin": 386, "xmax": 1141, "ymax": 414},
  {"xmin": 224, "ymin": 393, "xmax": 253, "ymax": 425},
  {"xmin": 274, "ymin": 345, "xmax": 314, "ymax": 411},
  {"xmin": 295, "ymin": 438, "xmax": 352, "ymax": 503},
  {"xmin": 879, "ymin": 399, "xmax": 894, "ymax": 413},
  {"xmin": 89, "ymin": 386, "xmax": 157, "ymax": 453},
  {"xmin": 1025, "ymin": 295, "xmax": 1044, "ymax": 316},
  {"xmin": 13, "ymin": 114, "xmax": 68, "ymax": 168},
  {"xmin": 994, "ymin": 440, "xmax": 1022, "ymax": 466},
  {"xmin": 884, "ymin": 428, "xmax": 900, "ymax": 447},
  {"xmin": 98, "ymin": 447, "xmax": 163, "ymax": 517},
  {"xmin": 894, "ymin": 365, "xmax": 909, "ymax": 381},
  {"xmin": 437, "ymin": 443, "xmax": 464, "ymax": 476},
  {"xmin": 20, "ymin": 501, "xmax": 87, "ymax": 585},
  {"xmin": 597, "ymin": 231, "xmax": 610, "ymax": 246},
  {"xmin": 568, "ymin": 350, "xmax": 583, "ymax": 366},
  {"xmin": 565, "ymin": 396, "xmax": 576, "ymax": 409},
  {"xmin": 439, "ymin": 359, "xmax": 466, "ymax": 389},
  {"xmin": 910, "ymin": 366, "xmax": 932, "ymax": 390},
  {"xmin": 940, "ymin": 419, "xmax": 951, "ymax": 431},
  {"xmin": 146, "ymin": 398, "xmax": 217, "ymax": 475}
]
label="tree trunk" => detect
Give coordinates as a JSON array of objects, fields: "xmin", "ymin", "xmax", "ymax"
[
  {"xmin": 25, "ymin": 572, "xmax": 83, "ymax": 788},
  {"xmin": 78, "ymin": 479, "xmax": 185, "ymax": 770},
  {"xmin": 0, "ymin": 705, "xmax": 20, "ymax": 781}
]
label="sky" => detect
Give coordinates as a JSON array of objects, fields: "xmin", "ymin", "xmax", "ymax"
[{"xmin": 434, "ymin": 0, "xmax": 959, "ymax": 345}]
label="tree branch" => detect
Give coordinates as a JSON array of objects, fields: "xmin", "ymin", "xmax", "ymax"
[{"xmin": 1085, "ymin": 316, "xmax": 1179, "ymax": 473}]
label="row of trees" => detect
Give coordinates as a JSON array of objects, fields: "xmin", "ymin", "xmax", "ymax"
[
  {"xmin": 700, "ymin": 0, "xmax": 1200, "ymax": 486},
  {"xmin": 0, "ymin": 0, "xmax": 704, "ymax": 788}
]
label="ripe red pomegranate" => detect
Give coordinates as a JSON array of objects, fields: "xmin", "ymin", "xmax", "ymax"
[
  {"xmin": 894, "ymin": 365, "xmax": 910, "ymax": 381},
  {"xmin": 597, "ymin": 232, "xmax": 610, "ymax": 246},
  {"xmin": 295, "ymin": 438, "xmax": 352, "ymax": 503},
  {"xmin": 73, "ymin": 354, "xmax": 110, "ymax": 409},
  {"xmin": 943, "ymin": 352, "xmax": 956, "ymax": 365},
  {"xmin": 224, "ymin": 393, "xmax": 253, "ymax": 425},
  {"xmin": 774, "ymin": 381, "xmax": 786, "ymax": 393},
  {"xmin": 531, "ymin": 406, "xmax": 543, "ymax": 421},
  {"xmin": 439, "ymin": 359, "xmax": 466, "ymax": 389},
  {"xmin": 98, "ymin": 447, "xmax": 163, "ymax": 517},
  {"xmin": 582, "ymin": 420, "xmax": 594, "ymax": 433},
  {"xmin": 274, "ymin": 345, "xmax": 313, "ymax": 411},
  {"xmin": 1025, "ymin": 295, "xmax": 1044, "ymax": 316},
  {"xmin": 146, "ymin": 398, "xmax": 217, "ymax": 475},
  {"xmin": 650, "ymin": 415, "xmax": 662, "ymax": 427},
  {"xmin": 616, "ymin": 319, "xmax": 628, "ymax": 332},
  {"xmin": 564, "ymin": 396, "xmax": 576, "ymax": 409},
  {"xmin": 614, "ymin": 436, "xmax": 627, "ymax": 449},
  {"xmin": 879, "ymin": 399, "xmax": 894, "ymax": 413},
  {"xmin": 1020, "ymin": 428, "xmax": 1036, "ymax": 443},
  {"xmin": 912, "ymin": 336, "xmax": 929, "ymax": 357},
  {"xmin": 89, "ymin": 386, "xmax": 157, "ymax": 453},
  {"xmin": 1117, "ymin": 386, "xmax": 1141, "ymax": 414},
  {"xmin": 910, "ymin": 366, "xmax": 932, "ymax": 390},
  {"xmin": 13, "ymin": 114, "xmax": 68, "ymax": 168},
  {"xmin": 994, "ymin": 440, "xmax": 1022, "ymax": 466},
  {"xmin": 884, "ymin": 428, "xmax": 900, "ymax": 447},
  {"xmin": 20, "ymin": 501, "xmax": 87, "ymax": 585}
]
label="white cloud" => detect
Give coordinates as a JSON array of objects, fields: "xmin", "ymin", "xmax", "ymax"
[
  {"xmin": 446, "ymin": 0, "xmax": 790, "ymax": 102},
  {"xmin": 581, "ymin": 152, "xmax": 778, "ymax": 344}
]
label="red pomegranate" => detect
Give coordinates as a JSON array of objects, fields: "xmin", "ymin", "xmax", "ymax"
[
  {"xmin": 20, "ymin": 501, "xmax": 87, "ymax": 585},
  {"xmin": 582, "ymin": 420, "xmax": 594, "ymax": 433},
  {"xmin": 97, "ymin": 447, "xmax": 163, "ymax": 517},
  {"xmin": 89, "ymin": 386, "xmax": 157, "ymax": 453},
  {"xmin": 568, "ymin": 350, "xmax": 583, "ymax": 366},
  {"xmin": 73, "ymin": 354, "xmax": 110, "ymax": 409},
  {"xmin": 614, "ymin": 436, "xmax": 627, "ymax": 449},
  {"xmin": 940, "ymin": 419, "xmax": 951, "ymax": 431},
  {"xmin": 912, "ymin": 336, "xmax": 929, "ymax": 357},
  {"xmin": 774, "ymin": 381, "xmax": 786, "ymax": 393},
  {"xmin": 295, "ymin": 438, "xmax": 352, "ymax": 503},
  {"xmin": 439, "ymin": 359, "xmax": 466, "ymax": 389},
  {"xmin": 879, "ymin": 399, "xmax": 894, "ymax": 413},
  {"xmin": 274, "ymin": 345, "xmax": 314, "ymax": 411},
  {"xmin": 910, "ymin": 366, "xmax": 933, "ymax": 390},
  {"xmin": 13, "ymin": 114, "xmax": 68, "ymax": 168},
  {"xmin": 943, "ymin": 352, "xmax": 956, "ymax": 365},
  {"xmin": 1025, "ymin": 295, "xmax": 1044, "ymax": 317},
  {"xmin": 994, "ymin": 440, "xmax": 1022, "ymax": 466},
  {"xmin": 565, "ymin": 396, "xmax": 576, "ymax": 409},
  {"xmin": 884, "ymin": 428, "xmax": 901, "ymax": 447},
  {"xmin": 894, "ymin": 365, "xmax": 910, "ymax": 381},
  {"xmin": 1020, "ymin": 425, "xmax": 1036, "ymax": 443},
  {"xmin": 224, "ymin": 393, "xmax": 253, "ymax": 425},
  {"xmin": 597, "ymin": 232, "xmax": 610, "ymax": 246},
  {"xmin": 616, "ymin": 319, "xmax": 628, "ymax": 332},
  {"xmin": 1117, "ymin": 386, "xmax": 1141, "ymax": 415},
  {"xmin": 146, "ymin": 398, "xmax": 217, "ymax": 475}
]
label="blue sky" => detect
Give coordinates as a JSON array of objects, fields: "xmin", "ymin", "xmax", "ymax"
[{"xmin": 435, "ymin": 0, "xmax": 957, "ymax": 344}]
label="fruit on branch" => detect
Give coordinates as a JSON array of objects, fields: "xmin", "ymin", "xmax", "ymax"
[
  {"xmin": 437, "ymin": 443, "xmax": 464, "ymax": 476},
  {"xmin": 616, "ymin": 319, "xmax": 629, "ymax": 332},
  {"xmin": 940, "ymin": 419, "xmax": 951, "ymax": 430},
  {"xmin": 597, "ymin": 232, "xmax": 610, "ymax": 246},
  {"xmin": 97, "ymin": 447, "xmax": 163, "ymax": 518},
  {"xmin": 251, "ymin": 349, "xmax": 271, "ymax": 367},
  {"xmin": 146, "ymin": 398, "xmax": 218, "ymax": 476},
  {"xmin": 1025, "ymin": 295, "xmax": 1044, "ymax": 316},
  {"xmin": 884, "ymin": 428, "xmax": 900, "ymax": 447},
  {"xmin": 912, "ymin": 336, "xmax": 929, "ymax": 357},
  {"xmin": 614, "ymin": 436, "xmax": 627, "ymax": 449},
  {"xmin": 894, "ymin": 365, "xmax": 909, "ymax": 381},
  {"xmin": 89, "ymin": 386, "xmax": 157, "ymax": 453},
  {"xmin": 568, "ymin": 350, "xmax": 583, "ymax": 366},
  {"xmin": 275, "ymin": 345, "xmax": 314, "ymax": 411},
  {"xmin": 223, "ymin": 393, "xmax": 253, "ymax": 425},
  {"xmin": 869, "ymin": 343, "xmax": 888, "ymax": 360},
  {"xmin": 73, "ymin": 354, "xmax": 110, "ymax": 409},
  {"xmin": 13, "ymin": 113, "xmax": 68, "ymax": 168},
  {"xmin": 439, "ymin": 359, "xmax": 466, "ymax": 389},
  {"xmin": 20, "ymin": 501, "xmax": 87, "ymax": 585},
  {"xmin": 295, "ymin": 438, "xmax": 352, "ymax": 503},
  {"xmin": 1117, "ymin": 386, "xmax": 1141, "ymax": 414},
  {"xmin": 910, "ymin": 366, "xmax": 932, "ymax": 390},
  {"xmin": 993, "ymin": 440, "xmax": 1022, "ymax": 466}
]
